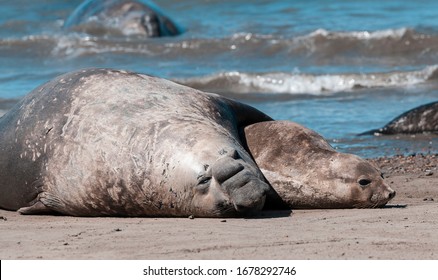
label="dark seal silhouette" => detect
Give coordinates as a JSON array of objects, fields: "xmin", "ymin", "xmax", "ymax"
[
  {"xmin": 360, "ymin": 101, "xmax": 438, "ymax": 135},
  {"xmin": 63, "ymin": 0, "xmax": 184, "ymax": 37}
]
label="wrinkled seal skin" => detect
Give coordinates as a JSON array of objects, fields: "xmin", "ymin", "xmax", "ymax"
[
  {"xmin": 63, "ymin": 0, "xmax": 184, "ymax": 37},
  {"xmin": 0, "ymin": 68, "xmax": 271, "ymax": 217},
  {"xmin": 244, "ymin": 121, "xmax": 396, "ymax": 209},
  {"xmin": 360, "ymin": 101, "xmax": 438, "ymax": 135}
]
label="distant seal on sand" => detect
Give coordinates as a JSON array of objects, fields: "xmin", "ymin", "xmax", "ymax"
[
  {"xmin": 360, "ymin": 101, "xmax": 438, "ymax": 135},
  {"xmin": 63, "ymin": 0, "xmax": 184, "ymax": 37},
  {"xmin": 244, "ymin": 121, "xmax": 396, "ymax": 208},
  {"xmin": 0, "ymin": 68, "xmax": 270, "ymax": 217}
]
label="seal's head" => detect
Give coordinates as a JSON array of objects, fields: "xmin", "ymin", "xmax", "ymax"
[
  {"xmin": 190, "ymin": 149, "xmax": 269, "ymax": 216},
  {"xmin": 320, "ymin": 153, "xmax": 396, "ymax": 208},
  {"xmin": 63, "ymin": 0, "xmax": 184, "ymax": 37},
  {"xmin": 165, "ymin": 130, "xmax": 270, "ymax": 217},
  {"xmin": 244, "ymin": 121, "xmax": 396, "ymax": 209}
]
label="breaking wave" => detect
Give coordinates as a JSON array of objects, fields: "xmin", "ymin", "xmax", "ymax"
[
  {"xmin": 177, "ymin": 65, "xmax": 438, "ymax": 95},
  {"xmin": 1, "ymin": 27, "xmax": 438, "ymax": 61}
]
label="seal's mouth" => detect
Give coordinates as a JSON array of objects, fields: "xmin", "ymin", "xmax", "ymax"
[
  {"xmin": 213, "ymin": 200, "xmax": 240, "ymax": 217},
  {"xmin": 354, "ymin": 188, "xmax": 396, "ymax": 208},
  {"xmin": 210, "ymin": 192, "xmax": 267, "ymax": 217},
  {"xmin": 374, "ymin": 189, "xmax": 397, "ymax": 208}
]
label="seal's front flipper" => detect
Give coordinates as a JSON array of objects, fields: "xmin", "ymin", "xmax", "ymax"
[
  {"xmin": 18, "ymin": 201, "xmax": 56, "ymax": 215},
  {"xmin": 17, "ymin": 191, "xmax": 64, "ymax": 215}
]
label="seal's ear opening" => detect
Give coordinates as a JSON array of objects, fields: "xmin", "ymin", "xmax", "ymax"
[
  {"xmin": 226, "ymin": 148, "xmax": 239, "ymax": 160},
  {"xmin": 196, "ymin": 165, "xmax": 212, "ymax": 187}
]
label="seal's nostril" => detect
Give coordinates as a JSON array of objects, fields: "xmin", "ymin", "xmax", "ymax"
[
  {"xmin": 218, "ymin": 148, "xmax": 239, "ymax": 159},
  {"xmin": 389, "ymin": 190, "xmax": 396, "ymax": 200},
  {"xmin": 229, "ymin": 149, "xmax": 239, "ymax": 159}
]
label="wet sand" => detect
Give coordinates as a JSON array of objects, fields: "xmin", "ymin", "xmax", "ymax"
[{"xmin": 1, "ymin": 154, "xmax": 437, "ymax": 260}]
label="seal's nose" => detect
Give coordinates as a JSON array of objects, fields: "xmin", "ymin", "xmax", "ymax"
[
  {"xmin": 232, "ymin": 179, "xmax": 269, "ymax": 214},
  {"xmin": 211, "ymin": 154, "xmax": 269, "ymax": 215},
  {"xmin": 234, "ymin": 193, "xmax": 266, "ymax": 214},
  {"xmin": 388, "ymin": 189, "xmax": 396, "ymax": 200},
  {"xmin": 213, "ymin": 158, "xmax": 244, "ymax": 184}
]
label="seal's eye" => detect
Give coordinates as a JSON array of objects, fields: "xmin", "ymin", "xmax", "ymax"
[
  {"xmin": 197, "ymin": 167, "xmax": 212, "ymax": 186},
  {"xmin": 198, "ymin": 177, "xmax": 212, "ymax": 185},
  {"xmin": 358, "ymin": 179, "xmax": 372, "ymax": 187},
  {"xmin": 195, "ymin": 173, "xmax": 211, "ymax": 194}
]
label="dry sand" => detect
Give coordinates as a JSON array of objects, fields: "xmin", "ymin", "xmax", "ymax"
[{"xmin": 1, "ymin": 154, "xmax": 437, "ymax": 260}]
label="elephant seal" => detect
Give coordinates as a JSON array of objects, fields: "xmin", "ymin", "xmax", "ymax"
[
  {"xmin": 360, "ymin": 101, "xmax": 438, "ymax": 135},
  {"xmin": 63, "ymin": 0, "xmax": 184, "ymax": 37},
  {"xmin": 0, "ymin": 68, "xmax": 271, "ymax": 217},
  {"xmin": 244, "ymin": 121, "xmax": 396, "ymax": 208}
]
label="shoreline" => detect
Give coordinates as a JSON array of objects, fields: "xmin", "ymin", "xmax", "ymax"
[
  {"xmin": 369, "ymin": 153, "xmax": 437, "ymax": 176},
  {"xmin": 1, "ymin": 153, "xmax": 437, "ymax": 260}
]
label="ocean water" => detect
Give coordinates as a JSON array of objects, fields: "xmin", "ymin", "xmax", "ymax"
[{"xmin": 1, "ymin": 0, "xmax": 438, "ymax": 158}]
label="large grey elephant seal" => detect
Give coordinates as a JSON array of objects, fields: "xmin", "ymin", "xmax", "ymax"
[
  {"xmin": 360, "ymin": 101, "xmax": 438, "ymax": 135},
  {"xmin": 244, "ymin": 121, "xmax": 396, "ymax": 208},
  {"xmin": 63, "ymin": 0, "xmax": 184, "ymax": 37},
  {"xmin": 0, "ymin": 68, "xmax": 271, "ymax": 217}
]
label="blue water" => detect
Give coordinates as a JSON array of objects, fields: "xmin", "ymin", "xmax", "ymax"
[{"xmin": 1, "ymin": 0, "xmax": 438, "ymax": 157}]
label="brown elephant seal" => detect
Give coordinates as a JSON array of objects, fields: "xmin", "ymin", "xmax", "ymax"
[
  {"xmin": 360, "ymin": 101, "xmax": 438, "ymax": 135},
  {"xmin": 244, "ymin": 121, "xmax": 396, "ymax": 208},
  {"xmin": 0, "ymin": 68, "xmax": 271, "ymax": 217},
  {"xmin": 63, "ymin": 0, "xmax": 184, "ymax": 37}
]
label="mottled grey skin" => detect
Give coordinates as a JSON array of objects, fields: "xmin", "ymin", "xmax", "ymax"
[
  {"xmin": 63, "ymin": 0, "xmax": 184, "ymax": 37},
  {"xmin": 244, "ymin": 121, "xmax": 396, "ymax": 209},
  {"xmin": 0, "ymin": 69, "xmax": 271, "ymax": 217},
  {"xmin": 360, "ymin": 101, "xmax": 438, "ymax": 135}
]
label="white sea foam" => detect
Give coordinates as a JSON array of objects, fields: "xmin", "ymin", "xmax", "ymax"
[
  {"xmin": 305, "ymin": 28, "xmax": 410, "ymax": 40},
  {"xmin": 178, "ymin": 65, "xmax": 438, "ymax": 95}
]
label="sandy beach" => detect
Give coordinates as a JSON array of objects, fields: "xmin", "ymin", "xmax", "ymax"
[{"xmin": 0, "ymin": 154, "xmax": 437, "ymax": 260}]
